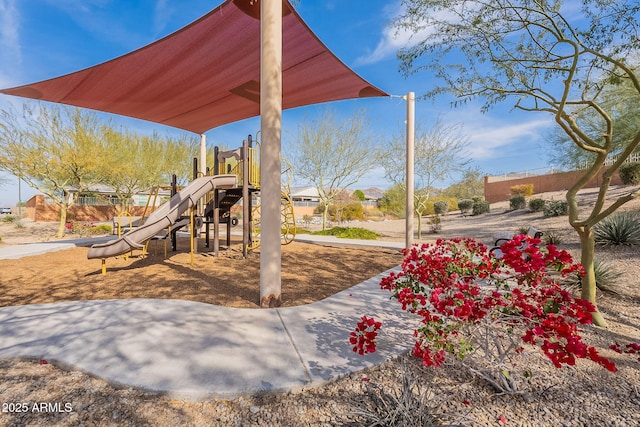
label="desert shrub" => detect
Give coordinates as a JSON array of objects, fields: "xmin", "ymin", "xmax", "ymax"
[
  {"xmin": 565, "ymin": 259, "xmax": 623, "ymax": 294},
  {"xmin": 353, "ymin": 189, "xmax": 365, "ymax": 201},
  {"xmin": 378, "ymin": 185, "xmax": 406, "ymax": 218},
  {"xmin": 458, "ymin": 199, "xmax": 474, "ymax": 215},
  {"xmin": 364, "ymin": 208, "xmax": 384, "ymax": 220},
  {"xmin": 429, "ymin": 215, "xmax": 442, "ymax": 233},
  {"xmin": 472, "ymin": 196, "xmax": 484, "ymax": 203},
  {"xmin": 509, "ymin": 195, "xmax": 526, "ymax": 210},
  {"xmin": 341, "ymin": 203, "xmax": 365, "ymax": 221},
  {"xmin": 618, "ymin": 162, "xmax": 640, "ymax": 185},
  {"xmin": 90, "ymin": 224, "xmax": 112, "ymax": 235},
  {"xmin": 344, "ymin": 357, "xmax": 464, "ymax": 426},
  {"xmin": 311, "ymin": 227, "xmax": 378, "ymax": 240},
  {"xmin": 544, "ymin": 231, "xmax": 563, "ymax": 245},
  {"xmin": 592, "ymin": 260, "xmax": 622, "ymax": 293},
  {"xmin": 510, "ymin": 183, "xmax": 534, "ymax": 197},
  {"xmin": 593, "ymin": 211, "xmax": 640, "ymax": 245},
  {"xmin": 433, "ymin": 201, "xmax": 449, "ymax": 215},
  {"xmin": 472, "ymin": 200, "xmax": 490, "ymax": 216},
  {"xmin": 1, "ymin": 215, "xmax": 17, "ymax": 223},
  {"xmin": 543, "ymin": 200, "xmax": 568, "ymax": 217},
  {"xmin": 528, "ymin": 198, "xmax": 546, "ymax": 212},
  {"xmin": 417, "ymin": 197, "xmax": 458, "ymax": 216}
]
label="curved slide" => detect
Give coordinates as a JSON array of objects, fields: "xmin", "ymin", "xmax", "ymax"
[{"xmin": 87, "ymin": 175, "xmax": 237, "ymax": 259}]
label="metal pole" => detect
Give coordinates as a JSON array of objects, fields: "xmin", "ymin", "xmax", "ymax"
[
  {"xmin": 200, "ymin": 134, "xmax": 207, "ymax": 176},
  {"xmin": 259, "ymin": 0, "xmax": 282, "ymax": 307},
  {"xmin": 242, "ymin": 139, "xmax": 250, "ymax": 259},
  {"xmin": 405, "ymin": 92, "xmax": 415, "ymax": 249}
]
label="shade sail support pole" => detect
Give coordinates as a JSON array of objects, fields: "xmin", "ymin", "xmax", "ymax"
[
  {"xmin": 259, "ymin": 0, "xmax": 283, "ymax": 308},
  {"xmin": 200, "ymin": 134, "xmax": 207, "ymax": 175},
  {"xmin": 405, "ymin": 92, "xmax": 415, "ymax": 249}
]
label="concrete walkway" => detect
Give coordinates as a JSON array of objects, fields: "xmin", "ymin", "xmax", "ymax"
[{"xmin": 0, "ymin": 236, "xmax": 412, "ymax": 401}]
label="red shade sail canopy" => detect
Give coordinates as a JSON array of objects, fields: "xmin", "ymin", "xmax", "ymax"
[{"xmin": 0, "ymin": 0, "xmax": 387, "ymax": 134}]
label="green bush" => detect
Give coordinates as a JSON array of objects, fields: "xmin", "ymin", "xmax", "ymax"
[
  {"xmin": 311, "ymin": 227, "xmax": 379, "ymax": 240},
  {"xmin": 618, "ymin": 162, "xmax": 640, "ymax": 185},
  {"xmin": 509, "ymin": 195, "xmax": 526, "ymax": 210},
  {"xmin": 416, "ymin": 197, "xmax": 458, "ymax": 216},
  {"xmin": 458, "ymin": 199, "xmax": 474, "ymax": 215},
  {"xmin": 593, "ymin": 211, "xmax": 640, "ymax": 245},
  {"xmin": 543, "ymin": 200, "xmax": 568, "ymax": 217},
  {"xmin": 434, "ymin": 200, "xmax": 449, "ymax": 215},
  {"xmin": 528, "ymin": 198, "xmax": 546, "ymax": 212},
  {"xmin": 510, "ymin": 183, "xmax": 534, "ymax": 197},
  {"xmin": 472, "ymin": 201, "xmax": 490, "ymax": 216},
  {"xmin": 90, "ymin": 224, "xmax": 113, "ymax": 235}
]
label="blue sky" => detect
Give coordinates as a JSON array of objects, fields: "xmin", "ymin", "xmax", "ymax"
[{"xmin": 0, "ymin": 0, "xmax": 554, "ymax": 207}]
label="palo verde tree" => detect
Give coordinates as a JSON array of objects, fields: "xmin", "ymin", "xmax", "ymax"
[
  {"xmin": 546, "ymin": 77, "xmax": 640, "ymax": 170},
  {"xmin": 378, "ymin": 117, "xmax": 470, "ymax": 238},
  {"xmin": 287, "ymin": 109, "xmax": 376, "ymax": 230},
  {"xmin": 395, "ymin": 0, "xmax": 640, "ymax": 326},
  {"xmin": 0, "ymin": 104, "xmax": 104, "ymax": 237},
  {"xmin": 97, "ymin": 128, "xmax": 199, "ymax": 208},
  {"xmin": 440, "ymin": 166, "xmax": 485, "ymax": 200}
]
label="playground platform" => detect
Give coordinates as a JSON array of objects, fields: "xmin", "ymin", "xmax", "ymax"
[{"xmin": 0, "ymin": 236, "xmax": 411, "ymax": 401}]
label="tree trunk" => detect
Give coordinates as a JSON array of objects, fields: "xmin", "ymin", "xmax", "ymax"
[
  {"xmin": 56, "ymin": 203, "xmax": 68, "ymax": 238},
  {"xmin": 578, "ymin": 228, "xmax": 607, "ymax": 327},
  {"xmin": 322, "ymin": 203, "xmax": 329, "ymax": 231}
]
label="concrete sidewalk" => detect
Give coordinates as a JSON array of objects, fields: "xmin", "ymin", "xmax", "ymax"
[
  {"xmin": 0, "ymin": 236, "xmax": 412, "ymax": 400},
  {"xmin": 0, "ymin": 236, "xmax": 114, "ymax": 259}
]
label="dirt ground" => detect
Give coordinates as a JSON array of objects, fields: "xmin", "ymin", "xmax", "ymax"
[{"xmin": 0, "ymin": 236, "xmax": 403, "ymax": 308}]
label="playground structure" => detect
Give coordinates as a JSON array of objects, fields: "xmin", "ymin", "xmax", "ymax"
[{"xmin": 87, "ymin": 135, "xmax": 296, "ymax": 273}]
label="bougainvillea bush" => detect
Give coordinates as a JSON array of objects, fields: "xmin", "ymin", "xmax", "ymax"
[{"xmin": 350, "ymin": 236, "xmax": 618, "ymax": 394}]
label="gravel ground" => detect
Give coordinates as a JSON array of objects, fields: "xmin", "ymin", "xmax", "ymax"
[{"xmin": 0, "ymin": 187, "xmax": 639, "ymax": 426}]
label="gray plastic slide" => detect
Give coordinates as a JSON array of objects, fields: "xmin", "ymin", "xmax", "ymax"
[{"xmin": 87, "ymin": 175, "xmax": 237, "ymax": 259}]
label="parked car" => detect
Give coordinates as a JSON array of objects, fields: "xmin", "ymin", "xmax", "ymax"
[{"xmin": 0, "ymin": 207, "xmax": 12, "ymax": 214}]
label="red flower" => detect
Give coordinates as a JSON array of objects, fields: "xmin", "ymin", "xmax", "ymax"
[{"xmin": 350, "ymin": 238, "xmax": 616, "ymax": 374}]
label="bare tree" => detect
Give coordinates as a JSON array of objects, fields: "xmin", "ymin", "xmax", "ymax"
[
  {"xmin": 379, "ymin": 117, "xmax": 470, "ymax": 238},
  {"xmin": 395, "ymin": 0, "xmax": 640, "ymax": 326},
  {"xmin": 287, "ymin": 109, "xmax": 376, "ymax": 230}
]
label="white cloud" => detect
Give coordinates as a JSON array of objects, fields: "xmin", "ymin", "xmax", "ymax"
[
  {"xmin": 355, "ymin": 2, "xmax": 461, "ymax": 67},
  {"xmin": 465, "ymin": 118, "xmax": 552, "ymax": 160},
  {"xmin": 427, "ymin": 105, "xmax": 552, "ymax": 162}
]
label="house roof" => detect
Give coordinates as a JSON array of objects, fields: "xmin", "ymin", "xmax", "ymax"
[{"xmin": 0, "ymin": 0, "xmax": 387, "ymax": 134}]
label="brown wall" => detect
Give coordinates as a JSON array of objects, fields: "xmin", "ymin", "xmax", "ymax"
[
  {"xmin": 26, "ymin": 195, "xmax": 154, "ymax": 222},
  {"xmin": 484, "ymin": 167, "xmax": 623, "ymax": 203}
]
